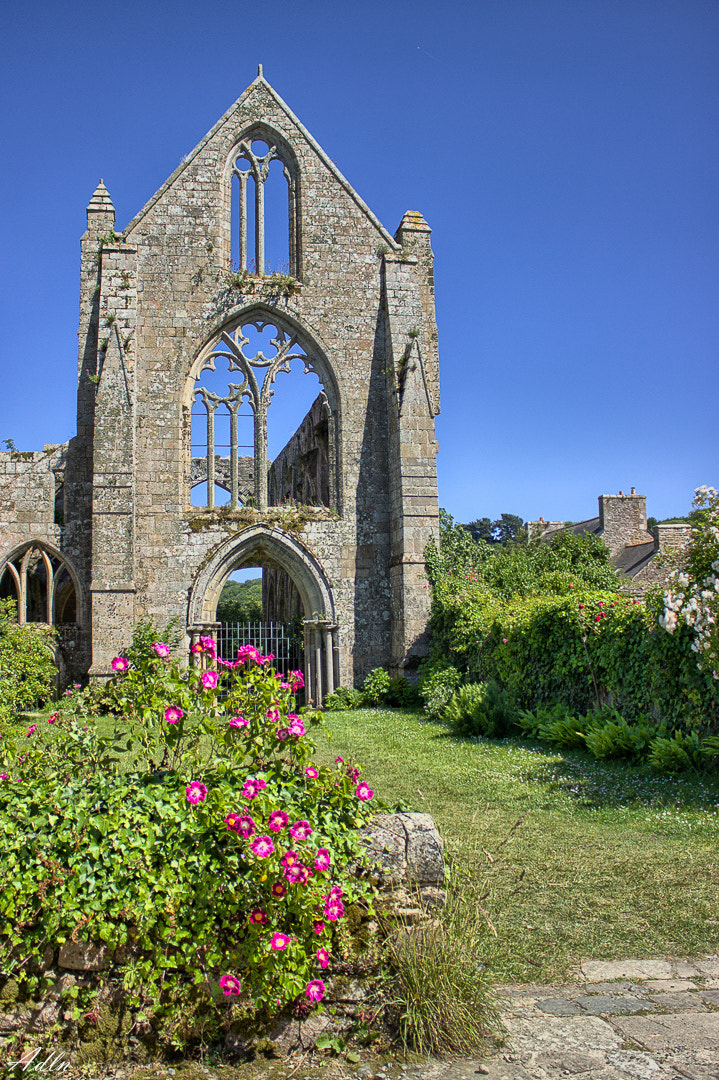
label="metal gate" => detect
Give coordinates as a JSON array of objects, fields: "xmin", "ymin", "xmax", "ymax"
[{"xmin": 217, "ymin": 621, "xmax": 303, "ymax": 673}]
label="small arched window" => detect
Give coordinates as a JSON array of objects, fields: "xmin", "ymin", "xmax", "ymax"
[{"xmin": 231, "ymin": 132, "xmax": 301, "ymax": 278}]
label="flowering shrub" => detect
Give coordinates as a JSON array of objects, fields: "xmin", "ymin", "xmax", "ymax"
[
  {"xmin": 0, "ymin": 626, "xmax": 377, "ymax": 1047},
  {"xmin": 659, "ymin": 485, "xmax": 719, "ymax": 682}
]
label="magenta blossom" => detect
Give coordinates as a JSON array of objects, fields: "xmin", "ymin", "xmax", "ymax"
[
  {"xmin": 164, "ymin": 705, "xmax": 183, "ymax": 724},
  {"xmin": 0, "ymin": 773, "xmax": 8, "ymax": 782},
  {"xmin": 199, "ymin": 635, "xmax": 217, "ymax": 656},
  {"xmin": 48, "ymin": 712, "xmax": 58, "ymax": 724},
  {"xmin": 242, "ymin": 777, "xmax": 267, "ymax": 800},
  {"xmin": 219, "ymin": 974, "xmax": 242, "ymax": 996},
  {"xmin": 289, "ymin": 669, "xmax": 305, "ymax": 691},
  {"xmin": 305, "ymin": 766, "xmax": 319, "ymax": 779},
  {"xmin": 284, "ymin": 863, "xmax": 309, "ymax": 884},
  {"xmin": 27, "ymin": 724, "xmax": 36, "ymax": 737},
  {"xmin": 268, "ymin": 810, "xmax": 289, "ymax": 832},
  {"xmin": 355, "ymin": 782, "xmax": 374, "ymax": 801},
  {"xmin": 312, "ymin": 920, "xmax": 325, "ymax": 935},
  {"xmin": 276, "ymin": 728, "xmax": 290, "ymax": 741},
  {"xmin": 200, "ymin": 670, "xmax": 219, "ymax": 691},
  {"xmin": 314, "ymin": 848, "xmax": 331, "ymax": 872},
  {"xmin": 316, "ymin": 947, "xmax": 330, "ymax": 969},
  {"xmin": 271, "ymin": 881, "xmax": 287, "ymax": 898},
  {"xmin": 289, "ymin": 819, "xmax": 312, "ymax": 841},
  {"xmin": 237, "ymin": 644, "xmax": 260, "ymax": 663},
  {"xmin": 265, "ymin": 707, "xmax": 280, "ymax": 722},
  {"xmin": 229, "ymin": 715, "xmax": 249, "ymax": 728},
  {"xmin": 257, "ymin": 653, "xmax": 274, "ymax": 665},
  {"xmin": 271, "ymin": 933, "xmax": 290, "ymax": 951},
  {"xmin": 251, "ymin": 835, "xmax": 275, "ymax": 858},
  {"xmin": 280, "ymin": 850, "xmax": 299, "ymax": 868},
  {"xmin": 152, "ymin": 642, "xmax": 171, "ymax": 658},
  {"xmin": 186, "ymin": 781, "xmax": 207, "ymax": 805},
  {"xmin": 236, "ymin": 814, "xmax": 256, "ymax": 838},
  {"xmin": 305, "ymin": 980, "xmax": 325, "ymax": 1002},
  {"xmin": 289, "ymin": 719, "xmax": 305, "ymax": 737},
  {"xmin": 111, "ymin": 657, "xmax": 129, "ymax": 672}
]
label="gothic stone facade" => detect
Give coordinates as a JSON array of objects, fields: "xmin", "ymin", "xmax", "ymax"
[{"xmin": 0, "ymin": 73, "xmax": 440, "ymax": 698}]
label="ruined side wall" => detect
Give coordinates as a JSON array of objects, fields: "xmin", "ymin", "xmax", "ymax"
[{"xmin": 268, "ymin": 396, "xmax": 330, "ymax": 509}]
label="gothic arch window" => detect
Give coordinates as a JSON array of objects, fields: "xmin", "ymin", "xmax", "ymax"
[
  {"xmin": 0, "ymin": 544, "xmax": 80, "ymax": 626},
  {"xmin": 188, "ymin": 312, "xmax": 339, "ymax": 513},
  {"xmin": 229, "ymin": 129, "xmax": 301, "ymax": 278}
]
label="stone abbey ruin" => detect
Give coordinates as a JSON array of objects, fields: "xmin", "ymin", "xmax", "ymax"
[{"xmin": 0, "ymin": 71, "xmax": 440, "ymax": 700}]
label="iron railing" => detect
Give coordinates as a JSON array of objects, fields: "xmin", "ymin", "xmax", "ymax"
[{"xmin": 217, "ymin": 621, "xmax": 303, "ymax": 673}]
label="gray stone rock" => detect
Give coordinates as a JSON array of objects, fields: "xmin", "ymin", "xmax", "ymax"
[
  {"xmin": 360, "ymin": 812, "xmax": 444, "ymax": 889},
  {"xmin": 574, "ymin": 994, "xmax": 654, "ymax": 1016},
  {"xmin": 57, "ymin": 941, "xmax": 110, "ymax": 970},
  {"xmin": 536, "ymin": 998, "xmax": 582, "ymax": 1016},
  {"xmin": 612, "ymin": 1011, "xmax": 719, "ymax": 1051}
]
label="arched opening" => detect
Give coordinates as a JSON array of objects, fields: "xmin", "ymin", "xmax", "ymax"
[
  {"xmin": 0, "ymin": 543, "xmax": 82, "ymax": 627},
  {"xmin": 187, "ymin": 308, "xmax": 341, "ymax": 514},
  {"xmin": 188, "ymin": 526, "xmax": 336, "ymax": 705},
  {"xmin": 228, "ymin": 128, "xmax": 301, "ymax": 278}
]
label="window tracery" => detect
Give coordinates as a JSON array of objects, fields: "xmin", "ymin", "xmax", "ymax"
[
  {"xmin": 0, "ymin": 544, "xmax": 78, "ymax": 625},
  {"xmin": 190, "ymin": 318, "xmax": 336, "ymax": 512},
  {"xmin": 231, "ymin": 136, "xmax": 299, "ymax": 276}
]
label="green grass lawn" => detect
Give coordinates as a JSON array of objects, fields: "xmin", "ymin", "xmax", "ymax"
[{"xmin": 313, "ymin": 708, "xmax": 719, "ymax": 983}]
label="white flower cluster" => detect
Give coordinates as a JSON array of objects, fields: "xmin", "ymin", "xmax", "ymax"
[{"xmin": 660, "ymin": 487, "xmax": 719, "ymax": 681}]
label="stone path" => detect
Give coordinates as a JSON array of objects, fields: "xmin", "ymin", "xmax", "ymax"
[{"xmin": 397, "ymin": 958, "xmax": 719, "ymax": 1080}]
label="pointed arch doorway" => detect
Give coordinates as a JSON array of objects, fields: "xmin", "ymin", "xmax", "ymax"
[{"xmin": 187, "ymin": 525, "xmax": 337, "ymax": 705}]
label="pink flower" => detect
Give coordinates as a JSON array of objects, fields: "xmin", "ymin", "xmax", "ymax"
[
  {"xmin": 284, "ymin": 863, "xmax": 309, "ymax": 884},
  {"xmin": 306, "ymin": 980, "xmax": 325, "ymax": 1002},
  {"xmin": 200, "ymin": 671, "xmax": 218, "ymax": 690},
  {"xmin": 0, "ymin": 773, "xmax": 8, "ymax": 782},
  {"xmin": 578, "ymin": 604, "xmax": 584, "ymax": 609},
  {"xmin": 316, "ymin": 948, "xmax": 330, "ymax": 969},
  {"xmin": 277, "ymin": 728, "xmax": 290, "ymax": 741},
  {"xmin": 237, "ymin": 644, "xmax": 260, "ymax": 663},
  {"xmin": 289, "ymin": 820, "xmax": 312, "ymax": 841},
  {"xmin": 27, "ymin": 724, "xmax": 36, "ymax": 737},
  {"xmin": 334, "ymin": 757, "xmax": 344, "ymax": 765},
  {"xmin": 595, "ymin": 615, "xmax": 602, "ymax": 621},
  {"xmin": 111, "ymin": 657, "xmax": 129, "ymax": 672},
  {"xmin": 164, "ymin": 705, "xmax": 183, "ymax": 724},
  {"xmin": 280, "ymin": 850, "xmax": 299, "ymax": 868},
  {"xmin": 289, "ymin": 670, "xmax": 305, "ymax": 692},
  {"xmin": 289, "ymin": 719, "xmax": 305, "ymax": 737},
  {"xmin": 251, "ymin": 835, "xmax": 274, "ymax": 858},
  {"xmin": 305, "ymin": 766, "xmax": 319, "ymax": 779},
  {"xmin": 236, "ymin": 814, "xmax": 256, "ymax": 838},
  {"xmin": 48, "ymin": 713, "xmax": 58, "ymax": 724},
  {"xmin": 224, "ymin": 813, "xmax": 243, "ymax": 832},
  {"xmin": 502, "ymin": 638, "xmax": 508, "ymax": 644},
  {"xmin": 186, "ymin": 781, "xmax": 207, "ymax": 805},
  {"xmin": 242, "ymin": 777, "xmax": 267, "ymax": 800},
  {"xmin": 73, "ymin": 683, "xmax": 82, "ymax": 689},
  {"xmin": 199, "ymin": 635, "xmax": 217, "ymax": 656},
  {"xmin": 249, "ymin": 908, "xmax": 267, "ymax": 925},
  {"xmin": 265, "ymin": 708, "xmax": 280, "ymax": 722},
  {"xmin": 270, "ymin": 933, "xmax": 290, "ymax": 951},
  {"xmin": 312, "ymin": 920, "xmax": 325, "ymax": 935},
  {"xmin": 219, "ymin": 974, "xmax": 242, "ymax": 996},
  {"xmin": 314, "ymin": 848, "xmax": 331, "ymax": 872},
  {"xmin": 355, "ymin": 782, "xmax": 374, "ymax": 801},
  {"xmin": 152, "ymin": 642, "xmax": 171, "ymax": 658},
  {"xmin": 271, "ymin": 881, "xmax": 287, "ymax": 898},
  {"xmin": 268, "ymin": 810, "xmax": 289, "ymax": 832},
  {"xmin": 257, "ymin": 653, "xmax": 274, "ymax": 666},
  {"xmin": 230, "ymin": 715, "xmax": 249, "ymax": 728}
]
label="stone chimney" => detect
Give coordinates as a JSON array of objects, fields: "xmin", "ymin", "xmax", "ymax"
[
  {"xmin": 597, "ymin": 490, "xmax": 652, "ymax": 556},
  {"xmin": 85, "ymin": 179, "xmax": 115, "ymax": 237}
]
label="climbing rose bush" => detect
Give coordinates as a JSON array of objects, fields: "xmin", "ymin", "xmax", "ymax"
[
  {"xmin": 0, "ymin": 630, "xmax": 376, "ymax": 1039},
  {"xmin": 660, "ymin": 485, "xmax": 719, "ymax": 681}
]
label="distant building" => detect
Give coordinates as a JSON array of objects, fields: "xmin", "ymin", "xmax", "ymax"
[{"xmin": 527, "ymin": 490, "xmax": 691, "ymax": 593}]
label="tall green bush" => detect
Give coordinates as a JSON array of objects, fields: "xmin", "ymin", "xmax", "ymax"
[{"xmin": 0, "ymin": 599, "xmax": 57, "ymax": 728}]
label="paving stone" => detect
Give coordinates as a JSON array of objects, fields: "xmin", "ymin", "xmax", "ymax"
[
  {"xmin": 650, "ymin": 992, "xmax": 708, "ymax": 1012},
  {"xmin": 604, "ymin": 1050, "xmax": 662, "ymax": 1078},
  {"xmin": 580, "ymin": 981, "xmax": 637, "ymax": 994},
  {"xmin": 536, "ymin": 997, "xmax": 583, "ymax": 1016},
  {"xmin": 699, "ymin": 990, "xmax": 719, "ymax": 1007},
  {"xmin": 612, "ymin": 1011, "xmax": 719, "ymax": 1052},
  {"xmin": 643, "ymin": 979, "xmax": 697, "ymax": 992},
  {"xmin": 502, "ymin": 1014, "xmax": 622, "ymax": 1053},
  {"xmin": 574, "ymin": 994, "xmax": 655, "ymax": 1015},
  {"xmin": 580, "ymin": 960, "xmax": 675, "ymax": 982}
]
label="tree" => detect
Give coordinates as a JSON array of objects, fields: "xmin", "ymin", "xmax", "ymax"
[{"xmin": 463, "ymin": 513, "xmax": 526, "ymax": 545}]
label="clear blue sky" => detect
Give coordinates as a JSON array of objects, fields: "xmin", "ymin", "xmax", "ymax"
[{"xmin": 1, "ymin": 0, "xmax": 716, "ymax": 525}]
